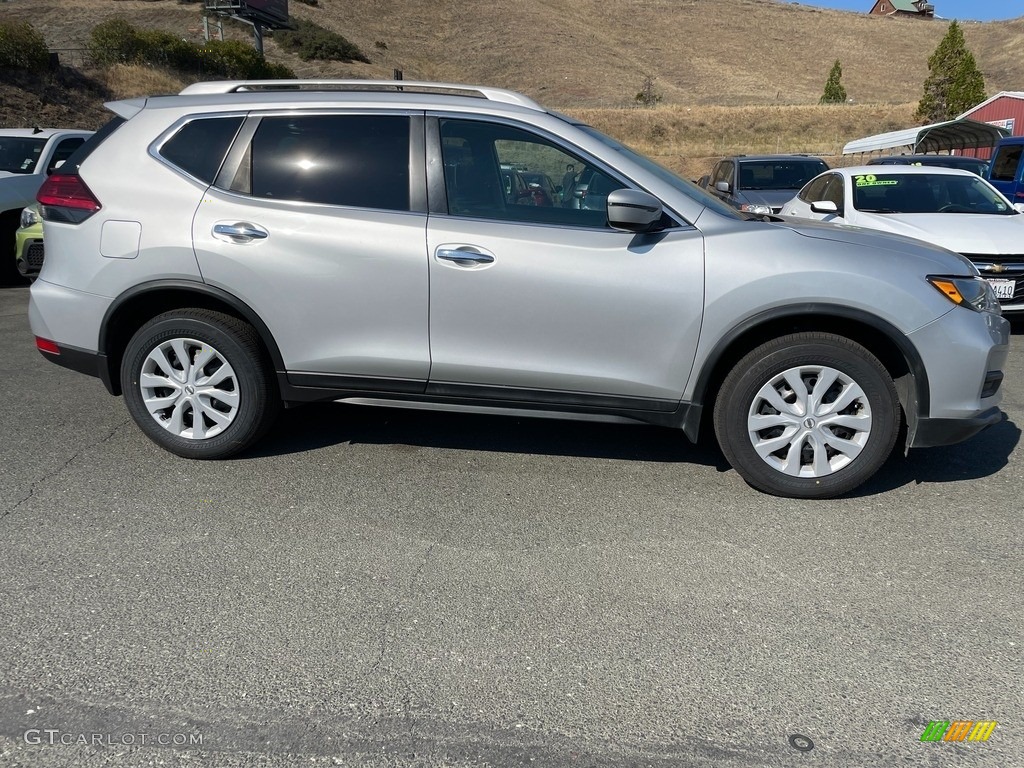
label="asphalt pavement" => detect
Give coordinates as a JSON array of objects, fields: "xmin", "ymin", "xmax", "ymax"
[{"xmin": 1, "ymin": 285, "xmax": 1021, "ymax": 767}]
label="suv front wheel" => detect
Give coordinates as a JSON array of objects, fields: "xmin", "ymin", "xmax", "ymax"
[
  {"xmin": 714, "ymin": 333, "xmax": 901, "ymax": 498},
  {"xmin": 121, "ymin": 309, "xmax": 279, "ymax": 459}
]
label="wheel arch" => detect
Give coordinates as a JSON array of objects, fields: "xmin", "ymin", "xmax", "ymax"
[
  {"xmin": 98, "ymin": 280, "xmax": 285, "ymax": 396},
  {"xmin": 684, "ymin": 304, "xmax": 928, "ymax": 445}
]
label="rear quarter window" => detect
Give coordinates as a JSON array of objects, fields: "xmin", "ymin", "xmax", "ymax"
[{"xmin": 159, "ymin": 117, "xmax": 245, "ymax": 184}]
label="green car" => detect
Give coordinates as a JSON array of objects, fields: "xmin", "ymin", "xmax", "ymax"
[{"xmin": 14, "ymin": 203, "xmax": 43, "ymax": 280}]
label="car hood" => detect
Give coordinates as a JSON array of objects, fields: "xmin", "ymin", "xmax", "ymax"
[
  {"xmin": 775, "ymin": 217, "xmax": 978, "ymax": 272},
  {"xmin": 738, "ymin": 190, "xmax": 798, "ymax": 208},
  {"xmin": 853, "ymin": 212, "xmax": 1024, "ymax": 255}
]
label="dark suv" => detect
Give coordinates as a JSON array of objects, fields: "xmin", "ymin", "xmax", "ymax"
[{"xmin": 699, "ymin": 155, "xmax": 830, "ymax": 215}]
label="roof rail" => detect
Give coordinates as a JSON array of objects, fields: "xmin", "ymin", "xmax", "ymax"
[{"xmin": 178, "ymin": 79, "xmax": 544, "ymax": 111}]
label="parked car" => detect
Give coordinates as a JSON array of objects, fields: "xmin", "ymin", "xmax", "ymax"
[
  {"xmin": 30, "ymin": 79, "xmax": 1008, "ymax": 499},
  {"xmin": 867, "ymin": 154, "xmax": 989, "ymax": 176},
  {"xmin": 565, "ymin": 166, "xmax": 626, "ymax": 211},
  {"xmin": 985, "ymin": 136, "xmax": 1024, "ymax": 203},
  {"xmin": 520, "ymin": 171, "xmax": 558, "ymax": 206},
  {"xmin": 0, "ymin": 128, "xmax": 93, "ymax": 285},
  {"xmin": 14, "ymin": 203, "xmax": 43, "ymax": 280},
  {"xmin": 698, "ymin": 155, "xmax": 830, "ymax": 215},
  {"xmin": 782, "ymin": 165, "xmax": 1024, "ymax": 311}
]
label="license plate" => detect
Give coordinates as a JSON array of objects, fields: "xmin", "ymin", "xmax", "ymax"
[{"xmin": 986, "ymin": 278, "xmax": 1015, "ymax": 299}]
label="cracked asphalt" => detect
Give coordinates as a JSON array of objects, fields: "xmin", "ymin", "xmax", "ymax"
[{"xmin": 1, "ymin": 286, "xmax": 1022, "ymax": 767}]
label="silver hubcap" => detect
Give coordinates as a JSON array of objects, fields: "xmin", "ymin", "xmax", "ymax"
[
  {"xmin": 747, "ymin": 365, "xmax": 871, "ymax": 478},
  {"xmin": 139, "ymin": 337, "xmax": 239, "ymax": 440}
]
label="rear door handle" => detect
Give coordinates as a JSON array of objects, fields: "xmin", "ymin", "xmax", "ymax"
[
  {"xmin": 435, "ymin": 247, "xmax": 495, "ymax": 266},
  {"xmin": 213, "ymin": 222, "xmax": 269, "ymax": 243}
]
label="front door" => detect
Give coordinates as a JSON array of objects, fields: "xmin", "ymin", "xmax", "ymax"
[{"xmin": 425, "ymin": 117, "xmax": 705, "ymax": 409}]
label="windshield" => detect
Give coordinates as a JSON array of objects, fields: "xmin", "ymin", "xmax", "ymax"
[
  {"xmin": 574, "ymin": 123, "xmax": 745, "ymax": 219},
  {"xmin": 738, "ymin": 161, "xmax": 829, "ymax": 190},
  {"xmin": 0, "ymin": 137, "xmax": 46, "ymax": 174},
  {"xmin": 852, "ymin": 172, "xmax": 1016, "ymax": 215}
]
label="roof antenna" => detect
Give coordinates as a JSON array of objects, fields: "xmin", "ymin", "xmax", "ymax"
[{"xmin": 32, "ymin": 127, "xmax": 43, "ymax": 134}]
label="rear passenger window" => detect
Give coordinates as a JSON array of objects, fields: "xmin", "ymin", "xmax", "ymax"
[
  {"xmin": 247, "ymin": 115, "xmax": 411, "ymax": 211},
  {"xmin": 160, "ymin": 117, "xmax": 244, "ymax": 183}
]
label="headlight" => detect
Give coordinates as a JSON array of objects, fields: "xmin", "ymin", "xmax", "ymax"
[
  {"xmin": 20, "ymin": 206, "xmax": 40, "ymax": 229},
  {"xmin": 927, "ymin": 276, "xmax": 1002, "ymax": 314},
  {"xmin": 739, "ymin": 203, "xmax": 773, "ymax": 215}
]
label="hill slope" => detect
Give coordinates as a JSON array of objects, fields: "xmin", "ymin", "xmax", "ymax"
[{"xmin": 3, "ymin": 0, "xmax": 1024, "ymax": 108}]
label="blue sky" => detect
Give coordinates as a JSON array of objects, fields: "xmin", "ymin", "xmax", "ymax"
[{"xmin": 797, "ymin": 1, "xmax": 1023, "ymax": 21}]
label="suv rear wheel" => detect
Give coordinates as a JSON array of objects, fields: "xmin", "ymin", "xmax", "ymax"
[
  {"xmin": 121, "ymin": 309, "xmax": 278, "ymax": 458},
  {"xmin": 714, "ymin": 333, "xmax": 900, "ymax": 498}
]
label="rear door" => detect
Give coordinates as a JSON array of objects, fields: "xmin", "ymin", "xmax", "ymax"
[{"xmin": 190, "ymin": 111, "xmax": 431, "ymax": 387}]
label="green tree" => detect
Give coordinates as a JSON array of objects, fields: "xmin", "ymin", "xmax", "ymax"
[
  {"xmin": 634, "ymin": 74, "xmax": 662, "ymax": 108},
  {"xmin": 916, "ymin": 20, "xmax": 986, "ymax": 122},
  {"xmin": 819, "ymin": 59, "xmax": 847, "ymax": 104}
]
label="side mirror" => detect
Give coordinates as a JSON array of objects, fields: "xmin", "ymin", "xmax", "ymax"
[
  {"xmin": 607, "ymin": 189, "xmax": 663, "ymax": 233},
  {"xmin": 1013, "ymin": 203, "xmax": 1024, "ymax": 214},
  {"xmin": 715, "ymin": 180, "xmax": 730, "ymax": 193},
  {"xmin": 810, "ymin": 200, "xmax": 839, "ymax": 215}
]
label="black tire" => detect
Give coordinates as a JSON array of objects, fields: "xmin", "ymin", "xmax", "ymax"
[
  {"xmin": 0, "ymin": 210, "xmax": 29, "ymax": 288},
  {"xmin": 121, "ymin": 309, "xmax": 279, "ymax": 459},
  {"xmin": 713, "ymin": 333, "xmax": 900, "ymax": 499}
]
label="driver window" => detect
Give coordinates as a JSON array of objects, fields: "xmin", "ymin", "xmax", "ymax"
[{"xmin": 439, "ymin": 119, "xmax": 625, "ymax": 228}]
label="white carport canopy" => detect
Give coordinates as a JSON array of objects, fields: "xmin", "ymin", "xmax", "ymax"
[{"xmin": 842, "ymin": 118, "xmax": 1009, "ymax": 155}]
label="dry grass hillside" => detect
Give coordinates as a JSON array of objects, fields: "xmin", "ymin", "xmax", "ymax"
[
  {"xmin": 0, "ymin": 0, "xmax": 1018, "ymax": 176},
  {"xmin": 5, "ymin": 0, "xmax": 1024, "ymax": 107}
]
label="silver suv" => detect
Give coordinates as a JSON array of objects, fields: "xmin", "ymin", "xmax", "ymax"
[{"xmin": 29, "ymin": 80, "xmax": 1010, "ymax": 498}]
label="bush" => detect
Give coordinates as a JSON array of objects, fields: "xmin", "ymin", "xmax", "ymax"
[
  {"xmin": 200, "ymin": 39, "xmax": 294, "ymax": 79},
  {"xmin": 274, "ymin": 18, "xmax": 369, "ymax": 63},
  {"xmin": 89, "ymin": 18, "xmax": 294, "ymax": 79},
  {"xmin": 0, "ymin": 20, "xmax": 51, "ymax": 73},
  {"xmin": 89, "ymin": 18, "xmax": 145, "ymax": 66}
]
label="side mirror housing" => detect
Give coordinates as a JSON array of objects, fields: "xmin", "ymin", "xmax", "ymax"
[
  {"xmin": 715, "ymin": 180, "xmax": 730, "ymax": 193},
  {"xmin": 607, "ymin": 189, "xmax": 663, "ymax": 233},
  {"xmin": 810, "ymin": 200, "xmax": 839, "ymax": 215}
]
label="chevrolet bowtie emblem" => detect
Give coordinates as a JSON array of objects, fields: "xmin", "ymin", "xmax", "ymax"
[{"xmin": 986, "ymin": 263, "xmax": 1007, "ymax": 273}]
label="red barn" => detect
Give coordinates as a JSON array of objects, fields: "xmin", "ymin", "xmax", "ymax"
[
  {"xmin": 959, "ymin": 92, "xmax": 1024, "ymax": 159},
  {"xmin": 868, "ymin": 0, "xmax": 935, "ymax": 19}
]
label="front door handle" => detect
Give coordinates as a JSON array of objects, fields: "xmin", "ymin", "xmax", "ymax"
[
  {"xmin": 435, "ymin": 247, "xmax": 495, "ymax": 266},
  {"xmin": 213, "ymin": 222, "xmax": 269, "ymax": 243}
]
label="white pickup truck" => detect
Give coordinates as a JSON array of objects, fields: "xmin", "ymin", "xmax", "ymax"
[{"xmin": 1, "ymin": 128, "xmax": 94, "ymax": 285}]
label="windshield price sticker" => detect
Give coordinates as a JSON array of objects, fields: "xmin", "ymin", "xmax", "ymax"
[{"xmin": 854, "ymin": 174, "xmax": 899, "ymax": 187}]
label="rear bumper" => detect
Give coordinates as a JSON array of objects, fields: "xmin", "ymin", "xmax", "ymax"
[{"xmin": 35, "ymin": 341, "xmax": 116, "ymax": 394}]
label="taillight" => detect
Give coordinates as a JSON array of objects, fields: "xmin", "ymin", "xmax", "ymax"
[
  {"xmin": 37, "ymin": 173, "xmax": 101, "ymax": 223},
  {"xmin": 35, "ymin": 337, "xmax": 61, "ymax": 355}
]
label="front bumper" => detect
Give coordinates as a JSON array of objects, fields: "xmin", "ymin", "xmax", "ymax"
[
  {"xmin": 911, "ymin": 406, "xmax": 1004, "ymax": 448},
  {"xmin": 906, "ymin": 308, "xmax": 1009, "ymax": 449}
]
